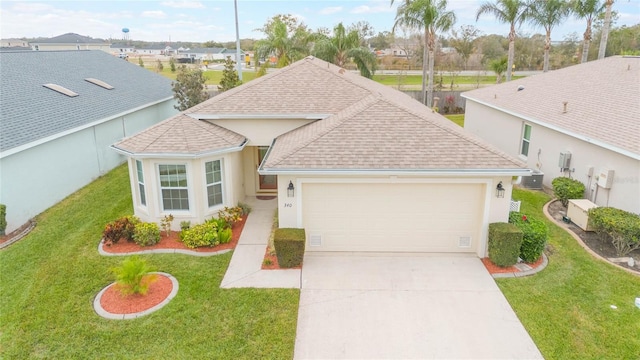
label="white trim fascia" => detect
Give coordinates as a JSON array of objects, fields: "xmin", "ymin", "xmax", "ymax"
[
  {"xmin": 110, "ymin": 140, "xmax": 247, "ymax": 159},
  {"xmin": 0, "ymin": 96, "xmax": 175, "ymax": 159},
  {"xmin": 188, "ymin": 113, "xmax": 330, "ymax": 120},
  {"xmin": 463, "ymin": 97, "xmax": 640, "ymax": 161},
  {"xmin": 258, "ymin": 168, "xmax": 532, "ymax": 177}
]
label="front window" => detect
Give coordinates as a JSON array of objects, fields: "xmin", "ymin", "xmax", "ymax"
[
  {"xmin": 520, "ymin": 124, "xmax": 532, "ymax": 157},
  {"xmin": 205, "ymin": 160, "xmax": 223, "ymax": 207},
  {"xmin": 159, "ymin": 164, "xmax": 189, "ymax": 211},
  {"xmin": 136, "ymin": 160, "xmax": 146, "ymax": 206}
]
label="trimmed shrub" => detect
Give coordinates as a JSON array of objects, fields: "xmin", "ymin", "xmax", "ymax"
[
  {"xmin": 111, "ymin": 255, "xmax": 157, "ymax": 295},
  {"xmin": 180, "ymin": 222, "xmax": 218, "ymax": 248},
  {"xmin": 103, "ymin": 216, "xmax": 140, "ymax": 244},
  {"xmin": 274, "ymin": 228, "xmax": 305, "ymax": 268},
  {"xmin": 0, "ymin": 204, "xmax": 6, "ymax": 236},
  {"xmin": 552, "ymin": 177, "xmax": 585, "ymax": 207},
  {"xmin": 589, "ymin": 207, "xmax": 640, "ymax": 256},
  {"xmin": 133, "ymin": 222, "xmax": 161, "ymax": 247},
  {"xmin": 488, "ymin": 222, "xmax": 524, "ymax": 267},
  {"xmin": 509, "ymin": 212, "xmax": 549, "ymax": 262}
]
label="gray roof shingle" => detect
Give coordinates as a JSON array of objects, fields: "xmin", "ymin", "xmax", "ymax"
[
  {"xmin": 463, "ymin": 56, "xmax": 640, "ymax": 157},
  {"xmin": 0, "ymin": 50, "xmax": 174, "ymax": 153}
]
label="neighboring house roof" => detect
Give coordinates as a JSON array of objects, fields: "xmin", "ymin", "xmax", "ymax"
[
  {"xmin": 0, "ymin": 50, "xmax": 174, "ymax": 154},
  {"xmin": 110, "ymin": 43, "xmax": 134, "ymax": 49},
  {"xmin": 31, "ymin": 33, "xmax": 108, "ymax": 44},
  {"xmin": 0, "ymin": 46, "xmax": 31, "ymax": 52},
  {"xmin": 185, "ymin": 47, "xmax": 226, "ymax": 54},
  {"xmin": 462, "ymin": 56, "xmax": 640, "ymax": 159},
  {"xmin": 114, "ymin": 56, "xmax": 527, "ymax": 174}
]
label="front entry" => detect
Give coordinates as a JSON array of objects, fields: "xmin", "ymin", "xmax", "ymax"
[{"xmin": 257, "ymin": 146, "xmax": 277, "ymax": 192}]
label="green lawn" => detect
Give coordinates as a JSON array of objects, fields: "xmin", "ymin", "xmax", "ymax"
[
  {"xmin": 148, "ymin": 67, "xmax": 257, "ymax": 85},
  {"xmin": 0, "ymin": 165, "xmax": 299, "ymax": 359},
  {"xmin": 444, "ymin": 114, "xmax": 464, "ymax": 127},
  {"xmin": 502, "ymin": 188, "xmax": 640, "ymax": 359},
  {"xmin": 372, "ymin": 74, "xmax": 525, "ymax": 87}
]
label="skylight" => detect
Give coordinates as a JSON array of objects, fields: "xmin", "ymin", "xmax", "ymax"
[
  {"xmin": 84, "ymin": 78, "xmax": 114, "ymax": 90},
  {"xmin": 42, "ymin": 83, "xmax": 78, "ymax": 97}
]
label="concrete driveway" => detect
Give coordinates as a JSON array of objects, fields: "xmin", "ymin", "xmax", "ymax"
[{"xmin": 294, "ymin": 253, "xmax": 543, "ymax": 359}]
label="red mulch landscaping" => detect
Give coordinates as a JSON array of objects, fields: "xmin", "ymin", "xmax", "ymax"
[
  {"xmin": 481, "ymin": 256, "xmax": 545, "ymax": 274},
  {"xmin": 100, "ymin": 274, "xmax": 172, "ymax": 314},
  {"xmin": 101, "ymin": 215, "xmax": 247, "ymax": 254}
]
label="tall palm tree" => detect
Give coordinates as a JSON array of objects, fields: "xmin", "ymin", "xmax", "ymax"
[
  {"xmin": 527, "ymin": 0, "xmax": 571, "ymax": 72},
  {"xmin": 598, "ymin": 0, "xmax": 614, "ymax": 59},
  {"xmin": 571, "ymin": 0, "xmax": 605, "ymax": 63},
  {"xmin": 254, "ymin": 18, "xmax": 310, "ymax": 67},
  {"xmin": 476, "ymin": 0, "xmax": 528, "ymax": 82},
  {"xmin": 312, "ymin": 23, "xmax": 377, "ymax": 78},
  {"xmin": 394, "ymin": 0, "xmax": 456, "ymax": 107}
]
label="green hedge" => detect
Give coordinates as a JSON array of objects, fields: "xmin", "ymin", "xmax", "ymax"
[
  {"xmin": 552, "ymin": 177, "xmax": 585, "ymax": 207},
  {"xmin": 509, "ymin": 212, "xmax": 549, "ymax": 262},
  {"xmin": 488, "ymin": 222, "xmax": 524, "ymax": 267},
  {"xmin": 0, "ymin": 204, "xmax": 6, "ymax": 236},
  {"xmin": 589, "ymin": 207, "xmax": 640, "ymax": 256},
  {"xmin": 274, "ymin": 228, "xmax": 305, "ymax": 268}
]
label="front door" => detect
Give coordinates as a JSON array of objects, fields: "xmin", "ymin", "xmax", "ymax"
[{"xmin": 257, "ymin": 146, "xmax": 277, "ymax": 192}]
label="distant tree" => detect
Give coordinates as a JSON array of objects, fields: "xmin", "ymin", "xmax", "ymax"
[
  {"xmin": 169, "ymin": 57, "xmax": 176, "ymax": 72},
  {"xmin": 218, "ymin": 56, "xmax": 242, "ymax": 92},
  {"xmin": 171, "ymin": 65, "xmax": 209, "ymax": 111},
  {"xmin": 572, "ymin": 0, "xmax": 605, "ymax": 63},
  {"xmin": 370, "ymin": 31, "xmax": 395, "ymax": 50},
  {"xmin": 449, "ymin": 25, "xmax": 482, "ymax": 69},
  {"xmin": 489, "ymin": 56, "xmax": 508, "ymax": 83},
  {"xmin": 598, "ymin": 0, "xmax": 614, "ymax": 59},
  {"xmin": 138, "ymin": 57, "xmax": 144, "ymax": 67},
  {"xmin": 155, "ymin": 59, "xmax": 164, "ymax": 73},
  {"xmin": 258, "ymin": 14, "xmax": 308, "ymax": 35},
  {"xmin": 527, "ymin": 0, "xmax": 570, "ymax": 72},
  {"xmin": 203, "ymin": 40, "xmax": 223, "ymax": 48},
  {"xmin": 348, "ymin": 20, "xmax": 376, "ymax": 46},
  {"xmin": 312, "ymin": 22, "xmax": 377, "ymax": 78}
]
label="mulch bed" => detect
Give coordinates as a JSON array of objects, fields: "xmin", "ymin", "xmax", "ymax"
[
  {"xmin": 101, "ymin": 215, "xmax": 247, "ymax": 254},
  {"xmin": 482, "ymin": 256, "xmax": 545, "ymax": 274},
  {"xmin": 100, "ymin": 274, "xmax": 172, "ymax": 314},
  {"xmin": 0, "ymin": 220, "xmax": 36, "ymax": 247},
  {"xmin": 547, "ymin": 200, "xmax": 639, "ymax": 273}
]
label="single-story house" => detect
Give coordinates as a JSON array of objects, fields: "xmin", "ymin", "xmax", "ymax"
[
  {"xmin": 112, "ymin": 56, "xmax": 530, "ymax": 257},
  {"xmin": 463, "ymin": 56, "xmax": 639, "ymax": 214},
  {"xmin": 0, "ymin": 50, "xmax": 179, "ymax": 233},
  {"xmin": 30, "ymin": 33, "xmax": 111, "ymax": 52},
  {"xmin": 177, "ymin": 47, "xmax": 245, "ymax": 62},
  {"xmin": 1, "ymin": 38, "xmax": 30, "ymax": 48},
  {"xmin": 110, "ymin": 43, "xmax": 136, "ymax": 54}
]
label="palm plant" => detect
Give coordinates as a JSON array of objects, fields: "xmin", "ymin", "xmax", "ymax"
[
  {"xmin": 312, "ymin": 23, "xmax": 377, "ymax": 78},
  {"xmin": 394, "ymin": 0, "xmax": 456, "ymax": 107},
  {"xmin": 490, "ymin": 57, "xmax": 508, "ymax": 83},
  {"xmin": 476, "ymin": 0, "xmax": 528, "ymax": 82},
  {"xmin": 597, "ymin": 0, "xmax": 614, "ymax": 59},
  {"xmin": 527, "ymin": 0, "xmax": 571, "ymax": 72},
  {"xmin": 571, "ymin": 0, "xmax": 605, "ymax": 63},
  {"xmin": 255, "ymin": 18, "xmax": 310, "ymax": 67}
]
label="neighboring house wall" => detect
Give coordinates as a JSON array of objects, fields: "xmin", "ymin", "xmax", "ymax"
[
  {"xmin": 0, "ymin": 100, "xmax": 177, "ymax": 233},
  {"xmin": 465, "ymin": 101, "xmax": 640, "ymax": 213}
]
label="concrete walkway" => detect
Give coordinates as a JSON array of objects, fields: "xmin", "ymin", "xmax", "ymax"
[{"xmin": 220, "ymin": 197, "xmax": 301, "ymax": 289}]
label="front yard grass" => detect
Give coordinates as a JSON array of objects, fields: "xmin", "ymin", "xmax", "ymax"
[
  {"xmin": 0, "ymin": 165, "xmax": 299, "ymax": 359},
  {"xmin": 502, "ymin": 188, "xmax": 640, "ymax": 359}
]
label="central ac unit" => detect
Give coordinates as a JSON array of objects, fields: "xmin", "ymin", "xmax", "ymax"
[{"xmin": 521, "ymin": 171, "xmax": 544, "ymax": 189}]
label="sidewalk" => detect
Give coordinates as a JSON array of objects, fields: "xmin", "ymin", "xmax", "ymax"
[{"xmin": 220, "ymin": 197, "xmax": 301, "ymax": 289}]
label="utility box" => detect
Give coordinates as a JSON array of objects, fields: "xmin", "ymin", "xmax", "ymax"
[
  {"xmin": 567, "ymin": 199, "xmax": 598, "ymax": 231},
  {"xmin": 521, "ymin": 171, "xmax": 544, "ymax": 189},
  {"xmin": 597, "ymin": 169, "xmax": 615, "ymax": 189},
  {"xmin": 558, "ymin": 152, "xmax": 572, "ymax": 170}
]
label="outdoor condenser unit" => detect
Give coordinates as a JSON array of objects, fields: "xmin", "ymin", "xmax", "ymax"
[{"xmin": 521, "ymin": 171, "xmax": 544, "ymax": 189}]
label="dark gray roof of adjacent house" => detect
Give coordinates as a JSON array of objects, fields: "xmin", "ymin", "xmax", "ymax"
[
  {"xmin": 31, "ymin": 33, "xmax": 109, "ymax": 44},
  {"xmin": 0, "ymin": 46, "xmax": 31, "ymax": 52},
  {"xmin": 184, "ymin": 47, "xmax": 226, "ymax": 54},
  {"xmin": 0, "ymin": 50, "xmax": 174, "ymax": 153}
]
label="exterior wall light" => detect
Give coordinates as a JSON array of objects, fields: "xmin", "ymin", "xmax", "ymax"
[
  {"xmin": 287, "ymin": 181, "xmax": 295, "ymax": 197},
  {"xmin": 496, "ymin": 181, "xmax": 505, "ymax": 198}
]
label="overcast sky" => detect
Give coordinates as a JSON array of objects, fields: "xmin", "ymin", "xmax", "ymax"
[{"xmin": 1, "ymin": 0, "xmax": 639, "ymax": 43}]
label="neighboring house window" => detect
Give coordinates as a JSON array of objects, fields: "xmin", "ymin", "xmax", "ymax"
[
  {"xmin": 520, "ymin": 124, "xmax": 532, "ymax": 157},
  {"xmin": 205, "ymin": 160, "xmax": 223, "ymax": 207},
  {"xmin": 159, "ymin": 164, "xmax": 189, "ymax": 211},
  {"xmin": 136, "ymin": 160, "xmax": 146, "ymax": 206},
  {"xmin": 34, "ymin": 45, "xmax": 39, "ymax": 51}
]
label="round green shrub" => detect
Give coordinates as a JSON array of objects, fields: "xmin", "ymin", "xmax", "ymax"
[
  {"xmin": 509, "ymin": 212, "xmax": 549, "ymax": 263},
  {"xmin": 552, "ymin": 177, "xmax": 585, "ymax": 207},
  {"xmin": 133, "ymin": 222, "xmax": 161, "ymax": 247}
]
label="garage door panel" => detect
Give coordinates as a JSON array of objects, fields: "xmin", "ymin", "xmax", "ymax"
[{"xmin": 303, "ymin": 183, "xmax": 483, "ymax": 253}]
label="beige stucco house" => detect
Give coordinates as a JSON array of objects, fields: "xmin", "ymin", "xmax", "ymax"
[
  {"xmin": 30, "ymin": 33, "xmax": 111, "ymax": 52},
  {"xmin": 112, "ymin": 57, "xmax": 530, "ymax": 257},
  {"xmin": 463, "ymin": 56, "xmax": 640, "ymax": 214}
]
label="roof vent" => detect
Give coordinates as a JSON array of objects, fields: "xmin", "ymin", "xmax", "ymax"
[
  {"xmin": 338, "ymin": 68, "xmax": 346, "ymax": 74},
  {"xmin": 563, "ymin": 101, "xmax": 568, "ymax": 113},
  {"xmin": 85, "ymin": 78, "xmax": 114, "ymax": 90},
  {"xmin": 517, "ymin": 85, "xmax": 525, "ymax": 91},
  {"xmin": 42, "ymin": 83, "xmax": 78, "ymax": 97}
]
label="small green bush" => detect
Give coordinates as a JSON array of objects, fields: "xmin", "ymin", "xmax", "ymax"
[
  {"xmin": 218, "ymin": 228, "xmax": 232, "ymax": 244},
  {"xmin": 509, "ymin": 212, "xmax": 549, "ymax": 262},
  {"xmin": 274, "ymin": 228, "xmax": 305, "ymax": 268},
  {"xmin": 103, "ymin": 216, "xmax": 140, "ymax": 244},
  {"xmin": 0, "ymin": 204, "xmax": 7, "ymax": 236},
  {"xmin": 111, "ymin": 255, "xmax": 157, "ymax": 295},
  {"xmin": 552, "ymin": 177, "xmax": 585, "ymax": 207},
  {"xmin": 218, "ymin": 206, "xmax": 243, "ymax": 226},
  {"xmin": 180, "ymin": 222, "xmax": 218, "ymax": 248},
  {"xmin": 238, "ymin": 202, "xmax": 252, "ymax": 215},
  {"xmin": 488, "ymin": 222, "xmax": 524, "ymax": 267},
  {"xmin": 180, "ymin": 221, "xmax": 191, "ymax": 231},
  {"xmin": 133, "ymin": 222, "xmax": 161, "ymax": 247},
  {"xmin": 589, "ymin": 207, "xmax": 640, "ymax": 256}
]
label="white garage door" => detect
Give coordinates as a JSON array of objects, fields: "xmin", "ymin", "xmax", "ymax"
[{"xmin": 302, "ymin": 183, "xmax": 485, "ymax": 253}]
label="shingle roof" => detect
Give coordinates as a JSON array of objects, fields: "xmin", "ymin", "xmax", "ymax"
[
  {"xmin": 0, "ymin": 50, "xmax": 174, "ymax": 153},
  {"xmin": 463, "ymin": 56, "xmax": 640, "ymax": 157},
  {"xmin": 113, "ymin": 114, "xmax": 246, "ymax": 156},
  {"xmin": 32, "ymin": 33, "xmax": 108, "ymax": 44}
]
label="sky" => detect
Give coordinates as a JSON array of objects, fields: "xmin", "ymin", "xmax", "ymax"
[{"xmin": 1, "ymin": 0, "xmax": 639, "ymax": 43}]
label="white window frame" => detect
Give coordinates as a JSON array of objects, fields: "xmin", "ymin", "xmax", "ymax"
[
  {"xmin": 204, "ymin": 159, "xmax": 225, "ymax": 209},
  {"xmin": 520, "ymin": 123, "xmax": 532, "ymax": 158},
  {"xmin": 157, "ymin": 163, "xmax": 191, "ymax": 212},
  {"xmin": 135, "ymin": 160, "xmax": 146, "ymax": 207}
]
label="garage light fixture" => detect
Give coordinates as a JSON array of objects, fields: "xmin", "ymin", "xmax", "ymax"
[
  {"xmin": 496, "ymin": 181, "xmax": 505, "ymax": 198},
  {"xmin": 287, "ymin": 181, "xmax": 295, "ymax": 197}
]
